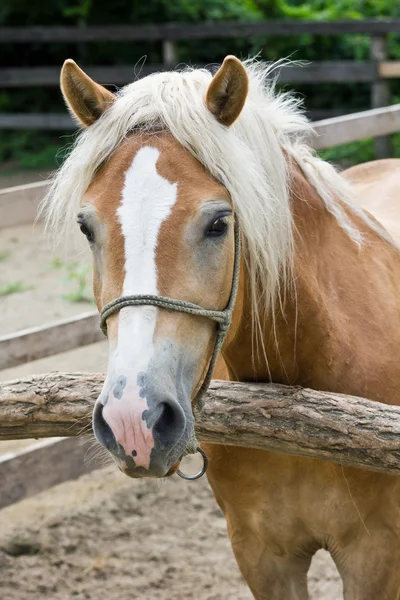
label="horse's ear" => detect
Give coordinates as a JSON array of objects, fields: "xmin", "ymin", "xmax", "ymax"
[
  {"xmin": 60, "ymin": 59, "xmax": 115, "ymax": 127},
  {"xmin": 205, "ymin": 56, "xmax": 248, "ymax": 126}
]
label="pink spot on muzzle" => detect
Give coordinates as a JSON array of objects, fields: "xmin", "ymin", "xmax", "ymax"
[{"xmin": 102, "ymin": 395, "xmax": 154, "ymax": 470}]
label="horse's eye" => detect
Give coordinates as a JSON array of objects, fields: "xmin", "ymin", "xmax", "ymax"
[
  {"xmin": 207, "ymin": 216, "xmax": 229, "ymax": 238},
  {"xmin": 77, "ymin": 217, "xmax": 95, "ymax": 244}
]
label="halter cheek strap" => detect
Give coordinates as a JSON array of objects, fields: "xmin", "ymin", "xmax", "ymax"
[{"xmin": 99, "ymin": 217, "xmax": 241, "ymax": 458}]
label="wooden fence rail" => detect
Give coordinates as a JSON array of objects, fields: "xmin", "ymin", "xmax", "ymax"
[
  {"xmin": 1, "ymin": 20, "xmax": 400, "ymax": 43},
  {"xmin": 0, "ymin": 313, "xmax": 102, "ymax": 371},
  {"xmin": 1, "ymin": 374, "xmax": 400, "ymax": 476},
  {"xmin": 0, "ymin": 180, "xmax": 48, "ymax": 228},
  {"xmin": 0, "ymin": 110, "xmax": 346, "ymax": 131},
  {"xmin": 3, "ymin": 61, "xmax": 396, "ymax": 88},
  {"xmin": 312, "ymin": 104, "xmax": 400, "ymax": 149},
  {"xmin": 0, "ymin": 437, "xmax": 95, "ymax": 510}
]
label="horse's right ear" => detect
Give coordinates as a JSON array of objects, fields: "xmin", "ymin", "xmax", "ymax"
[{"xmin": 60, "ymin": 59, "xmax": 115, "ymax": 127}]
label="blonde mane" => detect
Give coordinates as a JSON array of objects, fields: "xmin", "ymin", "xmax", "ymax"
[{"xmin": 42, "ymin": 58, "xmax": 380, "ymax": 322}]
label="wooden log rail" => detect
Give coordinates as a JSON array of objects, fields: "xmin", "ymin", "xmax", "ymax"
[{"xmin": 1, "ymin": 373, "xmax": 400, "ymax": 476}]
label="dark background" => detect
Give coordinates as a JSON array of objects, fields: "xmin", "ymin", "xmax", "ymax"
[{"xmin": 1, "ymin": 0, "xmax": 400, "ymax": 170}]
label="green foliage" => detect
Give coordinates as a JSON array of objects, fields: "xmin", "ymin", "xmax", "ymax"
[
  {"xmin": 249, "ymin": 0, "xmax": 400, "ymax": 20},
  {"xmin": 165, "ymin": 0, "xmax": 260, "ymax": 22},
  {"xmin": 62, "ymin": 0, "xmax": 93, "ymax": 23},
  {"xmin": 0, "ymin": 131, "xmax": 64, "ymax": 169},
  {"xmin": 321, "ymin": 139, "xmax": 376, "ymax": 165},
  {"xmin": 49, "ymin": 257, "xmax": 64, "ymax": 269},
  {"xmin": 0, "ymin": 251, "xmax": 10, "ymax": 262},
  {"xmin": 50, "ymin": 257, "xmax": 93, "ymax": 303},
  {"xmin": 0, "ymin": 281, "xmax": 34, "ymax": 296},
  {"xmin": 321, "ymin": 132, "xmax": 400, "ymax": 169},
  {"xmin": 63, "ymin": 262, "xmax": 93, "ymax": 303},
  {"xmin": 272, "ymin": 0, "xmax": 400, "ymax": 20},
  {"xmin": 1, "ymin": 0, "xmax": 400, "ymax": 167}
]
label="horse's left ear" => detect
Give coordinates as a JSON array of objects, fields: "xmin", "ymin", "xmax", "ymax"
[{"xmin": 205, "ymin": 56, "xmax": 248, "ymax": 126}]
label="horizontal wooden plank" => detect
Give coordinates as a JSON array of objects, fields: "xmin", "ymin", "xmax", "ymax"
[
  {"xmin": 0, "ymin": 180, "xmax": 49, "ymax": 227},
  {"xmin": 0, "ymin": 438, "xmax": 98, "ymax": 510},
  {"xmin": 0, "ymin": 113, "xmax": 74, "ymax": 129},
  {"xmin": 2, "ymin": 106, "xmax": 397, "ymax": 174},
  {"xmin": 379, "ymin": 60, "xmax": 400, "ymax": 78},
  {"xmin": 0, "ymin": 61, "xmax": 376, "ymax": 88},
  {"xmin": 0, "ymin": 20, "xmax": 400, "ymax": 43},
  {"xmin": 0, "ymin": 312, "xmax": 103, "ymax": 370},
  {"xmin": 0, "ymin": 109, "xmax": 348, "ymax": 131},
  {"xmin": 311, "ymin": 104, "xmax": 400, "ymax": 149},
  {"xmin": 309, "ymin": 109, "xmax": 348, "ymax": 120},
  {"xmin": 0, "ymin": 64, "xmax": 166, "ymax": 87},
  {"xmin": 277, "ymin": 61, "xmax": 375, "ymax": 83}
]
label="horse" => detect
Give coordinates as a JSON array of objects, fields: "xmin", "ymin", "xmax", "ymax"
[{"xmin": 43, "ymin": 56, "xmax": 400, "ymax": 599}]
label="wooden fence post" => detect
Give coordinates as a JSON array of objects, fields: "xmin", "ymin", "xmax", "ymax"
[
  {"xmin": 371, "ymin": 34, "xmax": 393, "ymax": 158},
  {"xmin": 162, "ymin": 39, "xmax": 177, "ymax": 68}
]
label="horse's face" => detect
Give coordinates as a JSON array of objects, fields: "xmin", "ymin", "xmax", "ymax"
[
  {"xmin": 61, "ymin": 56, "xmax": 248, "ymax": 477},
  {"xmin": 82, "ymin": 134, "xmax": 235, "ymax": 476}
]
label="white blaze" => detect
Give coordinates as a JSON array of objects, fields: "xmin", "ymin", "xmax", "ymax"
[
  {"xmin": 99, "ymin": 146, "xmax": 178, "ymax": 469},
  {"xmin": 114, "ymin": 145, "xmax": 178, "ymax": 370}
]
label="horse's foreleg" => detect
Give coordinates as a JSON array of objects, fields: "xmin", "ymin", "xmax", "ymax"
[
  {"xmin": 334, "ymin": 527, "xmax": 400, "ymax": 600},
  {"xmin": 203, "ymin": 440, "xmax": 312, "ymax": 600},
  {"xmin": 226, "ymin": 518, "xmax": 310, "ymax": 600}
]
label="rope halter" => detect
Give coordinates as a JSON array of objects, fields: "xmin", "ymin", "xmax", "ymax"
[{"xmin": 99, "ymin": 217, "xmax": 241, "ymax": 478}]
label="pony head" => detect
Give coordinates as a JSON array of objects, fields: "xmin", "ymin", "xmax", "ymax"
[
  {"xmin": 46, "ymin": 55, "xmax": 355, "ymax": 478},
  {"xmin": 60, "ymin": 57, "xmax": 248, "ymax": 477}
]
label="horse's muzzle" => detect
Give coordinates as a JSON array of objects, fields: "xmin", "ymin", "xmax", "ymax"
[{"xmin": 92, "ymin": 396, "xmax": 188, "ymax": 478}]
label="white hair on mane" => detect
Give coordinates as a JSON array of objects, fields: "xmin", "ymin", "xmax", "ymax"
[{"xmin": 42, "ymin": 58, "xmax": 387, "ymax": 328}]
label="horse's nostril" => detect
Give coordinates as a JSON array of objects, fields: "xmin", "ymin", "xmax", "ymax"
[
  {"xmin": 152, "ymin": 400, "xmax": 186, "ymax": 448},
  {"xmin": 93, "ymin": 402, "xmax": 118, "ymax": 453}
]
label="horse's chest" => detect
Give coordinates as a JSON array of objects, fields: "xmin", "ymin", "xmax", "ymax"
[{"xmin": 206, "ymin": 445, "xmax": 400, "ymax": 552}]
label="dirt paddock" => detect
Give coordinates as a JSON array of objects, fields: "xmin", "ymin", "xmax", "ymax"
[
  {"xmin": 0, "ymin": 174, "xmax": 343, "ymax": 599},
  {"xmin": 0, "ymin": 461, "xmax": 342, "ymax": 600}
]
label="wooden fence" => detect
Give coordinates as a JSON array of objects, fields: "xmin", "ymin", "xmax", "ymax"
[
  {"xmin": 1, "ymin": 20, "xmax": 400, "ymax": 156},
  {"xmin": 1, "ymin": 103, "xmax": 400, "ymax": 510}
]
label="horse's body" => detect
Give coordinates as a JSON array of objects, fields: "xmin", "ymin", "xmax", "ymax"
[
  {"xmin": 345, "ymin": 158, "xmax": 400, "ymax": 245},
  {"xmin": 205, "ymin": 157, "xmax": 400, "ymax": 600},
  {"xmin": 45, "ymin": 56, "xmax": 400, "ymax": 599}
]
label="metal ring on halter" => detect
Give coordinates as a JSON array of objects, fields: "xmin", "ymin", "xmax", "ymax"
[{"xmin": 177, "ymin": 447, "xmax": 209, "ymax": 480}]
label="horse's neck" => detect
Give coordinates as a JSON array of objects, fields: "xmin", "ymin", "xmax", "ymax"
[{"xmin": 222, "ymin": 160, "xmax": 388, "ymax": 396}]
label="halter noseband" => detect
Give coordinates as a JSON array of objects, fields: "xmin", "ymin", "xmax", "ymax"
[{"xmin": 99, "ymin": 217, "xmax": 241, "ymax": 478}]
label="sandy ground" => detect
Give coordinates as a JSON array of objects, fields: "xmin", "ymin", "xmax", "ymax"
[
  {"xmin": 0, "ymin": 222, "xmax": 93, "ymax": 336},
  {"xmin": 0, "ymin": 177, "xmax": 343, "ymax": 599},
  {"xmin": 0, "ymin": 462, "xmax": 342, "ymax": 600}
]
